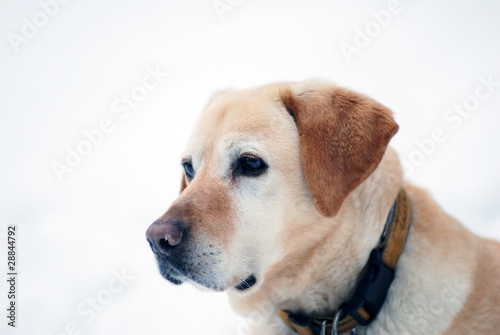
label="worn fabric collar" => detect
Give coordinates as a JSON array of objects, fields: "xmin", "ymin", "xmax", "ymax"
[{"xmin": 279, "ymin": 189, "xmax": 413, "ymax": 335}]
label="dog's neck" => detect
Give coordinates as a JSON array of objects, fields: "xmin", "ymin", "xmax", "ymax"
[{"xmin": 228, "ymin": 148, "xmax": 404, "ymax": 322}]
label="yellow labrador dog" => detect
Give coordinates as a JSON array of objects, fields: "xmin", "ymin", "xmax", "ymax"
[{"xmin": 146, "ymin": 80, "xmax": 500, "ymax": 334}]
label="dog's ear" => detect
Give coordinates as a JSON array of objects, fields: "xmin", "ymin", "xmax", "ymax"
[
  {"xmin": 280, "ymin": 83, "xmax": 399, "ymax": 217},
  {"xmin": 180, "ymin": 174, "xmax": 187, "ymax": 193}
]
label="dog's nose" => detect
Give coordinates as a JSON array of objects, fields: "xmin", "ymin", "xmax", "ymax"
[{"xmin": 146, "ymin": 219, "xmax": 184, "ymax": 255}]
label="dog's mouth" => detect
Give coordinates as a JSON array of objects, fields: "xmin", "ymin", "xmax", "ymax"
[
  {"xmin": 156, "ymin": 255, "xmax": 227, "ymax": 291},
  {"xmin": 152, "ymin": 243, "xmax": 258, "ymax": 292},
  {"xmin": 165, "ymin": 272, "xmax": 183, "ymax": 285},
  {"xmin": 235, "ymin": 274, "xmax": 257, "ymax": 291},
  {"xmin": 159, "ymin": 257, "xmax": 257, "ymax": 292},
  {"xmin": 158, "ymin": 259, "xmax": 185, "ymax": 285},
  {"xmin": 164, "ymin": 270, "xmax": 257, "ymax": 292}
]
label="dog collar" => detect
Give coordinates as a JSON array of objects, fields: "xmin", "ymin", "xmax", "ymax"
[{"xmin": 279, "ymin": 189, "xmax": 412, "ymax": 335}]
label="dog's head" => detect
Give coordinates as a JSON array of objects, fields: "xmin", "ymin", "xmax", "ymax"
[{"xmin": 146, "ymin": 80, "xmax": 398, "ymax": 292}]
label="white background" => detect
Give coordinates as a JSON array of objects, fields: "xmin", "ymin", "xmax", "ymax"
[{"xmin": 1, "ymin": 0, "xmax": 500, "ymax": 334}]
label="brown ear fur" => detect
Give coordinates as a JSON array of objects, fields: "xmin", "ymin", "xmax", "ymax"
[{"xmin": 280, "ymin": 84, "xmax": 399, "ymax": 217}]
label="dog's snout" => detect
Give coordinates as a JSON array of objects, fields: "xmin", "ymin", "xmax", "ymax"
[{"xmin": 146, "ymin": 219, "xmax": 184, "ymax": 255}]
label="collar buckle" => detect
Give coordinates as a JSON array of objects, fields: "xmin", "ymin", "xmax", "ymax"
[{"xmin": 341, "ymin": 248, "xmax": 395, "ymax": 326}]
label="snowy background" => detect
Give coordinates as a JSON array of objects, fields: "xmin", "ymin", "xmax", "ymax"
[{"xmin": 1, "ymin": 0, "xmax": 500, "ymax": 334}]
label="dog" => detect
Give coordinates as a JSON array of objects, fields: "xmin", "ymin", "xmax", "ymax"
[{"xmin": 146, "ymin": 80, "xmax": 500, "ymax": 334}]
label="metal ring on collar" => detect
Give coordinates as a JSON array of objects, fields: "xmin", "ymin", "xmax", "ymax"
[
  {"xmin": 331, "ymin": 309, "xmax": 342, "ymax": 335},
  {"xmin": 322, "ymin": 309, "xmax": 356, "ymax": 335}
]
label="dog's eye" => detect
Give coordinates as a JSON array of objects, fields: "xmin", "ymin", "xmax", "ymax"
[
  {"xmin": 183, "ymin": 162, "xmax": 195, "ymax": 179},
  {"xmin": 237, "ymin": 155, "xmax": 267, "ymax": 176}
]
